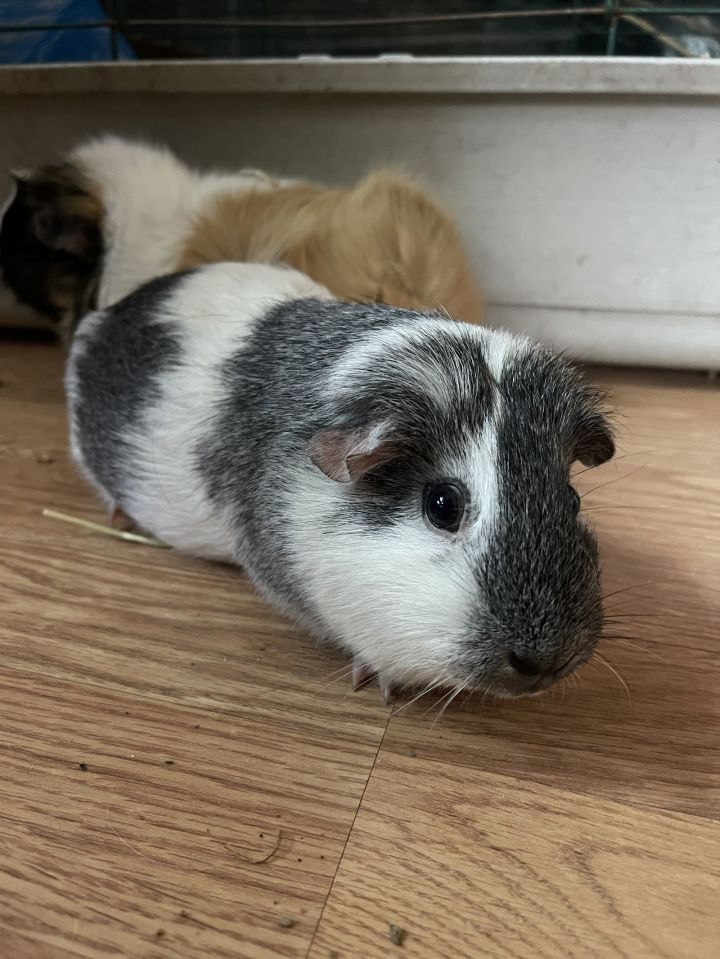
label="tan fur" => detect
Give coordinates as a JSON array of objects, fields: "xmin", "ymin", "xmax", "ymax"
[{"xmin": 178, "ymin": 171, "xmax": 484, "ymax": 325}]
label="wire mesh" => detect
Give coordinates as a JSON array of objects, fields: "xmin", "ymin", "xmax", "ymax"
[{"xmin": 2, "ymin": 2, "xmax": 720, "ymax": 63}]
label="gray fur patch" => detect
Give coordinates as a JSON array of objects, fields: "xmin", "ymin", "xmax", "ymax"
[
  {"xmin": 70, "ymin": 273, "xmax": 187, "ymax": 502},
  {"xmin": 460, "ymin": 346, "xmax": 613, "ymax": 679}
]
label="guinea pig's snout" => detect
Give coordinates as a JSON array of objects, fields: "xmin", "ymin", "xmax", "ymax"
[
  {"xmin": 504, "ymin": 648, "xmax": 587, "ymax": 696},
  {"xmin": 508, "ymin": 651, "xmax": 543, "ymax": 677}
]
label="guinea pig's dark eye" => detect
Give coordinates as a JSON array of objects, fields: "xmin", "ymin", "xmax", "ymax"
[
  {"xmin": 568, "ymin": 484, "xmax": 581, "ymax": 514},
  {"xmin": 424, "ymin": 482, "xmax": 465, "ymax": 533}
]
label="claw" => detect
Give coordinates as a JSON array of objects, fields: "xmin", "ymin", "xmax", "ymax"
[
  {"xmin": 351, "ymin": 660, "xmax": 397, "ymax": 705},
  {"xmin": 378, "ymin": 674, "xmax": 397, "ymax": 706},
  {"xmin": 351, "ymin": 659, "xmax": 376, "ymax": 692}
]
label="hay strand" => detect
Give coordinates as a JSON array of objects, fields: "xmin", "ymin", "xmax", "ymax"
[{"xmin": 42, "ymin": 508, "xmax": 167, "ymax": 548}]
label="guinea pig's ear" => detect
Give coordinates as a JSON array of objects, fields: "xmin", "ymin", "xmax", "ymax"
[
  {"xmin": 31, "ymin": 208, "xmax": 95, "ymax": 260},
  {"xmin": 16, "ymin": 164, "xmax": 103, "ymax": 262},
  {"xmin": 574, "ymin": 409, "xmax": 615, "ymax": 467},
  {"xmin": 309, "ymin": 421, "xmax": 398, "ymax": 483}
]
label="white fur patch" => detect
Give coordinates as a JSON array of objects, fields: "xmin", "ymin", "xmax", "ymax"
[
  {"xmin": 327, "ymin": 317, "xmax": 533, "ymax": 408},
  {"xmin": 480, "ymin": 327, "xmax": 528, "ymax": 380},
  {"xmin": 326, "ymin": 318, "xmax": 454, "ymax": 406},
  {"xmin": 71, "ymin": 136, "xmax": 296, "ymax": 309},
  {"xmin": 453, "ymin": 426, "xmax": 501, "ymax": 557},
  {"xmin": 286, "ymin": 465, "xmax": 477, "ymax": 687}
]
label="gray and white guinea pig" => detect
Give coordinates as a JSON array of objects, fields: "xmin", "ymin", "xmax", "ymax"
[{"xmin": 66, "ymin": 262, "xmax": 615, "ymax": 703}]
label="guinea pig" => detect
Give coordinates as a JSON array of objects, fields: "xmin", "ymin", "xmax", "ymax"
[
  {"xmin": 0, "ymin": 135, "xmax": 484, "ymax": 342},
  {"xmin": 66, "ymin": 262, "xmax": 614, "ymax": 703}
]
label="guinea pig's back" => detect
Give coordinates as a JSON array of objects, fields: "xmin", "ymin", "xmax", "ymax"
[{"xmin": 66, "ymin": 262, "xmax": 329, "ymax": 562}]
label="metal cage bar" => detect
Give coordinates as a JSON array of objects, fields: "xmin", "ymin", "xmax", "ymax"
[{"xmin": 2, "ymin": 3, "xmax": 720, "ymax": 62}]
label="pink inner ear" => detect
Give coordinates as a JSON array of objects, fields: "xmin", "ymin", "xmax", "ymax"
[
  {"xmin": 309, "ymin": 429, "xmax": 355, "ymax": 483},
  {"xmin": 345, "ymin": 442, "xmax": 398, "ymax": 482},
  {"xmin": 309, "ymin": 422, "xmax": 397, "ymax": 483}
]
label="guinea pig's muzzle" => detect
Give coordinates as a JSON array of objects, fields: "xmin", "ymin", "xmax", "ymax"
[
  {"xmin": 506, "ymin": 647, "xmax": 594, "ymax": 697},
  {"xmin": 460, "ymin": 620, "xmax": 601, "ymax": 699}
]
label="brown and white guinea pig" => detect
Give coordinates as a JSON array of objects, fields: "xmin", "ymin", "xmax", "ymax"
[
  {"xmin": 0, "ymin": 135, "xmax": 484, "ymax": 341},
  {"xmin": 66, "ymin": 262, "xmax": 614, "ymax": 703}
]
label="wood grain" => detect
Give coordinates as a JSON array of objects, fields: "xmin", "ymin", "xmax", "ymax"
[
  {"xmin": 308, "ymin": 753, "xmax": 720, "ymax": 959},
  {"xmin": 0, "ymin": 339, "xmax": 391, "ymax": 959},
  {"xmin": 1, "ymin": 340, "xmax": 718, "ymax": 958}
]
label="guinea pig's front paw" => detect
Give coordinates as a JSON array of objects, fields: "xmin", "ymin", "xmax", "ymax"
[
  {"xmin": 109, "ymin": 505, "xmax": 137, "ymax": 532},
  {"xmin": 351, "ymin": 658, "xmax": 397, "ymax": 706}
]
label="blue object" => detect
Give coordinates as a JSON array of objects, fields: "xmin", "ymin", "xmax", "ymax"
[{"xmin": 0, "ymin": 0, "xmax": 135, "ymax": 64}]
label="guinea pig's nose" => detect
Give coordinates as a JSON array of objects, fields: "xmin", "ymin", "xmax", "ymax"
[{"xmin": 508, "ymin": 651, "xmax": 543, "ymax": 677}]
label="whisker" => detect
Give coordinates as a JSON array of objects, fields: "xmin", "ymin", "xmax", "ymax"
[
  {"xmin": 571, "ymin": 448, "xmax": 660, "ymax": 480},
  {"xmin": 601, "ymin": 596, "xmax": 651, "ymax": 613},
  {"xmin": 319, "ymin": 665, "xmax": 356, "ymax": 689},
  {"xmin": 581, "ymin": 505, "xmax": 654, "ymax": 513},
  {"xmin": 419, "ymin": 686, "xmax": 455, "ymax": 724},
  {"xmin": 604, "ymin": 610, "xmax": 673, "ymax": 624},
  {"xmin": 480, "ymin": 683, "xmax": 495, "ymax": 707},
  {"xmin": 581, "ymin": 459, "xmax": 654, "ymax": 499},
  {"xmin": 600, "ymin": 632, "xmax": 664, "ymax": 649},
  {"xmin": 602, "ymin": 632, "xmax": 651, "ymax": 641},
  {"xmin": 418, "ymin": 684, "xmax": 454, "ymax": 718},
  {"xmin": 602, "ymin": 620, "xmax": 665, "ymax": 632},
  {"xmin": 609, "ymin": 639, "xmax": 665, "ymax": 660},
  {"xmin": 601, "ymin": 581, "xmax": 664, "ymax": 604},
  {"xmin": 593, "ymin": 651, "xmax": 632, "ymax": 704},
  {"xmin": 322, "ymin": 662, "xmax": 356, "ymax": 681},
  {"xmin": 603, "ymin": 613, "xmax": 672, "ymax": 623},
  {"xmin": 393, "ymin": 677, "xmax": 448, "ymax": 717},
  {"xmin": 430, "ymin": 683, "xmax": 466, "ymax": 729}
]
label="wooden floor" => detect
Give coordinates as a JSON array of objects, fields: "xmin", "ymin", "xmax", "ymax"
[{"xmin": 1, "ymin": 334, "xmax": 718, "ymax": 959}]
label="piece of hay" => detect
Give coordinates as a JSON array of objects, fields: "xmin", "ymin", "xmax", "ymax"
[
  {"xmin": 220, "ymin": 829, "xmax": 283, "ymax": 865},
  {"xmin": 42, "ymin": 508, "xmax": 167, "ymax": 548}
]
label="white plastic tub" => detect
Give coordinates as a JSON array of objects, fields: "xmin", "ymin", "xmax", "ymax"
[{"xmin": 1, "ymin": 57, "xmax": 718, "ymax": 370}]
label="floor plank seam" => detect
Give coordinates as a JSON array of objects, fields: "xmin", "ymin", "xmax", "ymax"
[{"xmin": 305, "ymin": 712, "xmax": 392, "ymax": 957}]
